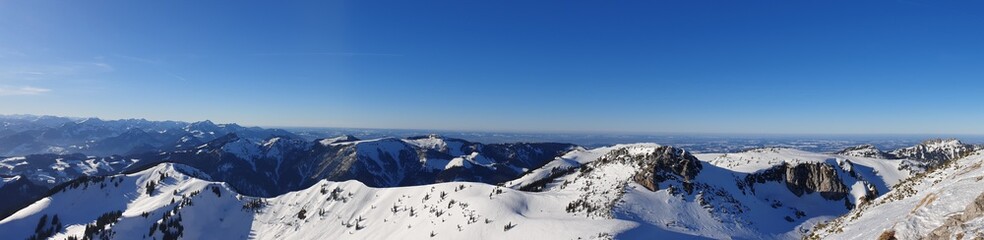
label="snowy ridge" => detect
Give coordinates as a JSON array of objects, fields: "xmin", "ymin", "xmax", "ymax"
[
  {"xmin": 510, "ymin": 144, "xmax": 910, "ymax": 239},
  {"xmin": 695, "ymin": 147, "xmax": 913, "ymax": 194},
  {"xmin": 0, "ymin": 138, "xmax": 965, "ymax": 239},
  {"xmin": 810, "ymin": 150, "xmax": 984, "ymax": 239},
  {"xmin": 0, "ymin": 162, "xmax": 236, "ymax": 240},
  {"xmin": 836, "ymin": 144, "xmax": 894, "ymax": 159},
  {"xmin": 403, "ymin": 134, "xmax": 470, "ymax": 156},
  {"xmin": 0, "ymin": 162, "xmax": 629, "ymax": 240},
  {"xmin": 128, "ymin": 134, "xmax": 575, "ymax": 198},
  {"xmin": 318, "ymin": 135, "xmax": 359, "ymax": 146},
  {"xmin": 502, "ymin": 144, "xmax": 654, "ymax": 191},
  {"xmin": 446, "ymin": 152, "xmax": 496, "ymax": 170},
  {"xmin": 889, "ymin": 138, "xmax": 979, "ymax": 165}
]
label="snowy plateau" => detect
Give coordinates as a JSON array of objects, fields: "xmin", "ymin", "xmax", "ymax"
[{"xmin": 2, "ymin": 117, "xmax": 984, "ymax": 239}]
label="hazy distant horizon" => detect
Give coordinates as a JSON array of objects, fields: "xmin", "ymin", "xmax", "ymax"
[
  {"xmin": 9, "ymin": 113, "xmax": 984, "ymax": 139},
  {"xmin": 3, "ymin": 1, "xmax": 984, "ymax": 134},
  {"xmin": 10, "ymin": 113, "xmax": 984, "ymax": 153}
]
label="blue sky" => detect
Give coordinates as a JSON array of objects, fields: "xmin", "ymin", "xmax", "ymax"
[{"xmin": 0, "ymin": 0, "xmax": 982, "ymax": 134}]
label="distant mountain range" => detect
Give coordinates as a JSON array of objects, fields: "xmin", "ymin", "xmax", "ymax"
[
  {"xmin": 2, "ymin": 115, "xmax": 984, "ymax": 239},
  {"xmin": 0, "ymin": 115, "xmax": 295, "ymax": 156},
  {"xmin": 0, "ymin": 117, "xmax": 577, "ymax": 220}
]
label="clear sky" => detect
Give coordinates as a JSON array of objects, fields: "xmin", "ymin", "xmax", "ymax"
[{"xmin": 1, "ymin": 0, "xmax": 982, "ymax": 134}]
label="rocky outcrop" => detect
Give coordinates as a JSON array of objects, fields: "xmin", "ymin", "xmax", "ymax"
[
  {"xmin": 595, "ymin": 146, "xmax": 703, "ymax": 193},
  {"xmin": 926, "ymin": 192, "xmax": 984, "ymax": 239},
  {"xmin": 745, "ymin": 162, "xmax": 850, "ymax": 201}
]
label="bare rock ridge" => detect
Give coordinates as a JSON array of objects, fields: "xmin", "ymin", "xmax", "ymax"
[
  {"xmin": 591, "ymin": 146, "xmax": 703, "ymax": 193},
  {"xmin": 745, "ymin": 162, "xmax": 852, "ymax": 201}
]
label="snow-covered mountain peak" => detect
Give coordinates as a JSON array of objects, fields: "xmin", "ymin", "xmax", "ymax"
[
  {"xmin": 127, "ymin": 162, "xmax": 212, "ymax": 184},
  {"xmin": 262, "ymin": 137, "xmax": 282, "ymax": 147},
  {"xmin": 187, "ymin": 120, "xmax": 217, "ymax": 128},
  {"xmin": 445, "ymin": 152, "xmax": 496, "ymax": 170},
  {"xmin": 77, "ymin": 117, "xmax": 105, "ymax": 125},
  {"xmin": 592, "ymin": 145, "xmax": 702, "ymax": 190},
  {"xmin": 605, "ymin": 143, "xmax": 665, "ymax": 156},
  {"xmin": 890, "ymin": 138, "xmax": 978, "ymax": 164},
  {"xmin": 699, "ymin": 147, "xmax": 835, "ymax": 173},
  {"xmin": 921, "ymin": 138, "xmax": 964, "ymax": 146},
  {"xmin": 836, "ymin": 144, "xmax": 893, "ymax": 159},
  {"xmin": 403, "ymin": 134, "xmax": 471, "ymax": 156},
  {"xmin": 2, "ymin": 160, "xmax": 633, "ymax": 240},
  {"xmin": 318, "ymin": 135, "xmax": 360, "ymax": 146},
  {"xmin": 0, "ymin": 162, "xmax": 231, "ymax": 240}
]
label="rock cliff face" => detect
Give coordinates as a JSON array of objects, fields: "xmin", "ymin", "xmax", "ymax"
[
  {"xmin": 595, "ymin": 146, "xmax": 703, "ymax": 193},
  {"xmin": 745, "ymin": 162, "xmax": 851, "ymax": 201}
]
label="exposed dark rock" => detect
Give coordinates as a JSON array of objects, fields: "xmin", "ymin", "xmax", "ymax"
[
  {"xmin": 745, "ymin": 162, "xmax": 850, "ymax": 201},
  {"xmin": 926, "ymin": 192, "xmax": 984, "ymax": 239},
  {"xmin": 595, "ymin": 146, "xmax": 703, "ymax": 194}
]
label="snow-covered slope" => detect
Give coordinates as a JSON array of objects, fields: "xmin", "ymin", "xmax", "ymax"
[
  {"xmin": 122, "ymin": 134, "xmax": 577, "ymax": 198},
  {"xmin": 0, "ymin": 134, "xmax": 577, "ymax": 221},
  {"xmin": 0, "ymin": 163, "xmax": 241, "ymax": 240},
  {"xmin": 836, "ymin": 144, "xmax": 894, "ymax": 159},
  {"xmin": 403, "ymin": 134, "xmax": 470, "ymax": 156},
  {"xmin": 0, "ymin": 162, "xmax": 631, "ymax": 240},
  {"xmin": 809, "ymin": 150, "xmax": 984, "ymax": 239},
  {"xmin": 0, "ymin": 142, "xmax": 939, "ymax": 240},
  {"xmin": 696, "ymin": 147, "xmax": 915, "ymax": 195},
  {"xmin": 0, "ymin": 154, "xmax": 140, "ymax": 218},
  {"xmin": 506, "ymin": 145, "xmax": 915, "ymax": 239},
  {"xmin": 317, "ymin": 134, "xmax": 359, "ymax": 145}
]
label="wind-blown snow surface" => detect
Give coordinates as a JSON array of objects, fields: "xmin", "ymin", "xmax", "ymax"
[
  {"xmin": 0, "ymin": 144, "xmax": 919, "ymax": 240},
  {"xmin": 810, "ymin": 151, "xmax": 984, "ymax": 239}
]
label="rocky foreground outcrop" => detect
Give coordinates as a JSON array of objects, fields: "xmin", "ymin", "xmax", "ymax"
[{"xmin": 926, "ymin": 192, "xmax": 984, "ymax": 239}]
